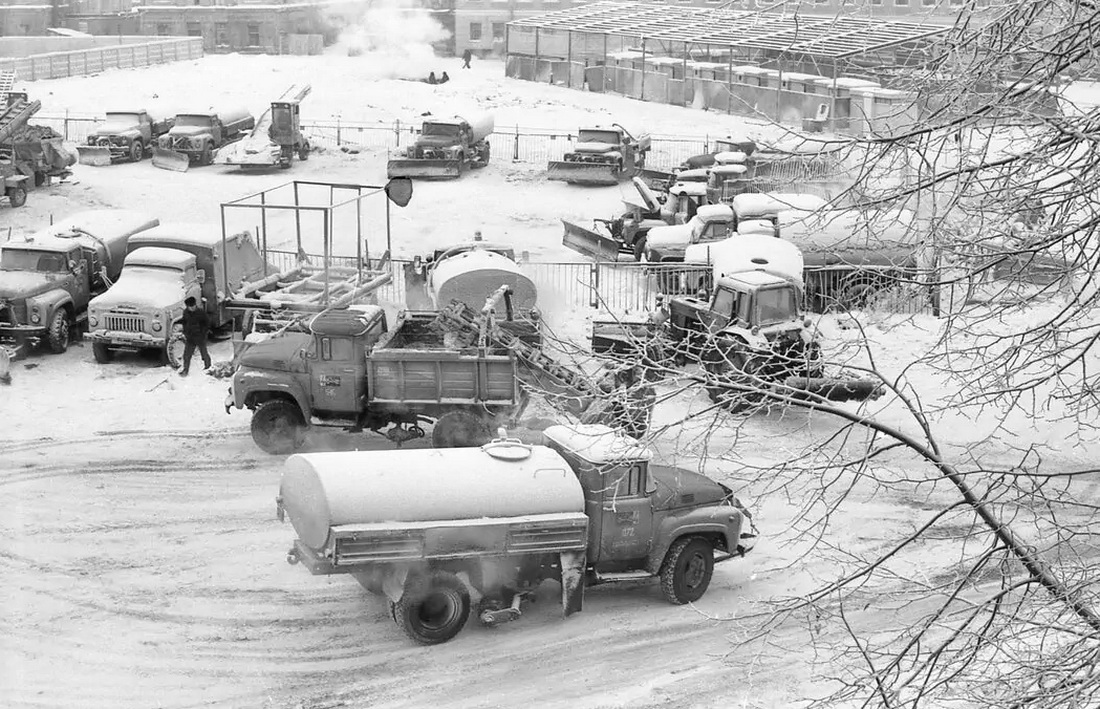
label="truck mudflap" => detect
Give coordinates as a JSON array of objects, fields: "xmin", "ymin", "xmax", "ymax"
[
  {"xmin": 638, "ymin": 167, "xmax": 676, "ymax": 190},
  {"xmin": 76, "ymin": 145, "xmax": 113, "ymax": 167},
  {"xmin": 151, "ymin": 146, "xmax": 191, "ymax": 172},
  {"xmin": 386, "ymin": 159, "xmax": 461, "ymax": 179},
  {"xmin": 560, "ymin": 550, "xmax": 585, "ymax": 617},
  {"xmin": 547, "ymin": 160, "xmax": 621, "ymax": 186},
  {"xmin": 783, "ymin": 376, "xmax": 884, "ymax": 403},
  {"xmin": 562, "ymin": 219, "xmax": 625, "ymax": 261}
]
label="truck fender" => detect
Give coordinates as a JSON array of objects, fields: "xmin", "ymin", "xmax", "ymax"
[
  {"xmin": 235, "ymin": 372, "xmax": 313, "ymax": 419},
  {"xmin": 383, "ymin": 566, "xmax": 411, "ymax": 604},
  {"xmin": 647, "ymin": 517, "xmax": 740, "ymax": 575},
  {"xmin": 28, "ymin": 289, "xmax": 74, "ymax": 324}
]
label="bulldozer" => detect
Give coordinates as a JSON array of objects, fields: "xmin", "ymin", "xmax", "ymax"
[
  {"xmin": 548, "ymin": 124, "xmax": 651, "ymax": 186},
  {"xmin": 218, "ymin": 85, "xmax": 312, "ymax": 170}
]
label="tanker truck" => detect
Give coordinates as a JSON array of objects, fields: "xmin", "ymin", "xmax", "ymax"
[
  {"xmin": 152, "ymin": 107, "xmax": 256, "ymax": 171},
  {"xmin": 0, "ymin": 210, "xmax": 160, "ymax": 358},
  {"xmin": 278, "ymin": 424, "xmax": 757, "ymax": 645},
  {"xmin": 386, "ymin": 113, "xmax": 493, "ymax": 179},
  {"xmin": 403, "ymin": 239, "xmax": 540, "ymax": 344}
]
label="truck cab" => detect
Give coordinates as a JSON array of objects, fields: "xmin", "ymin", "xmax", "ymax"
[
  {"xmin": 159, "ymin": 109, "xmax": 254, "ymax": 165},
  {"xmin": 86, "ymin": 110, "xmax": 171, "ymax": 163},
  {"xmin": 645, "ymin": 204, "xmax": 735, "ymax": 263}
]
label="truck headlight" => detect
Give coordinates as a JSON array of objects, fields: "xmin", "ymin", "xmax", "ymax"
[
  {"xmin": 152, "ymin": 321, "xmax": 162, "ymax": 332},
  {"xmin": 30, "ymin": 309, "xmax": 40, "ymax": 324},
  {"xmin": 89, "ymin": 316, "xmax": 98, "ymax": 328}
]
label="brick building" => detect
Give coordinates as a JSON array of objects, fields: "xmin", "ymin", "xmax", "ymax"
[
  {"xmin": 135, "ymin": 0, "xmax": 332, "ymax": 54},
  {"xmin": 0, "ymin": 0, "xmax": 57, "ymax": 35}
]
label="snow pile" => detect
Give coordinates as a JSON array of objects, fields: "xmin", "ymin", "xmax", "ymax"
[{"xmin": 330, "ymin": 0, "xmax": 450, "ymax": 79}]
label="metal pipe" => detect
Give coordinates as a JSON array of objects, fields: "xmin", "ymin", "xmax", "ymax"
[
  {"xmin": 259, "ymin": 189, "xmax": 268, "ymax": 279},
  {"xmin": 293, "ymin": 181, "xmax": 303, "ymax": 255},
  {"xmin": 323, "ymin": 208, "xmax": 330, "ymax": 305}
]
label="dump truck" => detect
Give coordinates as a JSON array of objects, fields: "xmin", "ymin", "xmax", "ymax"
[
  {"xmin": 0, "ymin": 210, "xmax": 160, "ymax": 358},
  {"xmin": 227, "ymin": 285, "xmax": 655, "ymax": 454},
  {"xmin": 593, "ymin": 238, "xmax": 883, "ymax": 412},
  {"xmin": 403, "ymin": 239, "xmax": 540, "ymax": 343},
  {"xmin": 152, "ymin": 107, "xmax": 256, "ymax": 171},
  {"xmin": 0, "ymin": 92, "xmax": 77, "ymax": 188},
  {"xmin": 218, "ymin": 85, "xmax": 311, "ymax": 170},
  {"xmin": 278, "ymin": 424, "xmax": 758, "ymax": 644},
  {"xmin": 547, "ymin": 124, "xmax": 652, "ymax": 186},
  {"xmin": 386, "ymin": 113, "xmax": 493, "ymax": 179},
  {"xmin": 562, "ymin": 177, "xmax": 712, "ymax": 261},
  {"xmin": 88, "ymin": 224, "xmax": 271, "ymax": 367},
  {"xmin": 77, "ymin": 110, "xmax": 174, "ymax": 165}
]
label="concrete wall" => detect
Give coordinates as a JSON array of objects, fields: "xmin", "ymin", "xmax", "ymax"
[
  {"xmin": 0, "ymin": 35, "xmax": 157, "ymax": 57},
  {"xmin": 0, "ymin": 37, "xmax": 203, "ymax": 80}
]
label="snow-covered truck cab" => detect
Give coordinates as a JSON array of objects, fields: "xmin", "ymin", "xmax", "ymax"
[
  {"xmin": 157, "ymin": 108, "xmax": 255, "ymax": 166},
  {"xmin": 644, "ymin": 203, "xmax": 735, "ymax": 263},
  {"xmin": 277, "ymin": 424, "xmax": 755, "ymax": 645},
  {"xmin": 87, "ymin": 247, "xmax": 201, "ymax": 364}
]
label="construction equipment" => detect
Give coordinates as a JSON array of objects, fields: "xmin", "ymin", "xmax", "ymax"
[
  {"xmin": 548, "ymin": 124, "xmax": 651, "ymax": 186},
  {"xmin": 152, "ymin": 107, "xmax": 255, "ymax": 172},
  {"xmin": 78, "ymin": 110, "xmax": 174, "ymax": 166},
  {"xmin": 0, "ymin": 92, "xmax": 75, "ymax": 202},
  {"xmin": 218, "ymin": 85, "xmax": 311, "ymax": 170},
  {"xmin": 386, "ymin": 113, "xmax": 493, "ymax": 179}
]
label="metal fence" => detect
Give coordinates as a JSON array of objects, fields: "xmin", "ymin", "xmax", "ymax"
[{"xmin": 0, "ymin": 38, "xmax": 204, "ymax": 81}]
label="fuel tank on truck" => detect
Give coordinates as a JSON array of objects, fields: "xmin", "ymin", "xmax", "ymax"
[
  {"xmin": 26, "ymin": 210, "xmax": 161, "ymax": 282},
  {"xmin": 430, "ymin": 248, "xmax": 537, "ymax": 313},
  {"xmin": 281, "ymin": 445, "xmax": 585, "ymax": 551},
  {"xmin": 454, "ymin": 112, "xmax": 495, "ymax": 143}
]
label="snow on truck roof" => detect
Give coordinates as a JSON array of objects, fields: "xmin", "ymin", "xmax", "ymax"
[
  {"xmin": 125, "ymin": 246, "xmax": 195, "ymax": 269},
  {"xmin": 309, "ymin": 306, "xmax": 385, "ymax": 337},
  {"xmin": 695, "ymin": 204, "xmax": 733, "ymax": 220},
  {"xmin": 129, "ymin": 224, "xmax": 249, "ymax": 249},
  {"xmin": 543, "ymin": 424, "xmax": 652, "ymax": 464},
  {"xmin": 8, "ymin": 210, "xmax": 160, "ymax": 252}
]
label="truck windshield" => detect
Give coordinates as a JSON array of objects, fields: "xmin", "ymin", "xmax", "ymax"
[
  {"xmin": 174, "ymin": 115, "xmax": 212, "ymax": 128},
  {"xmin": 757, "ymin": 286, "xmax": 799, "ymax": 326},
  {"xmin": 105, "ymin": 112, "xmax": 142, "ymax": 124},
  {"xmin": 422, "ymin": 123, "xmax": 462, "ymax": 138},
  {"xmin": 577, "ymin": 130, "xmax": 621, "ymax": 144},
  {"xmin": 0, "ymin": 249, "xmax": 67, "ymax": 272}
]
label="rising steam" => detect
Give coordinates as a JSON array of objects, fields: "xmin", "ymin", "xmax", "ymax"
[{"xmin": 330, "ymin": 0, "xmax": 451, "ymax": 79}]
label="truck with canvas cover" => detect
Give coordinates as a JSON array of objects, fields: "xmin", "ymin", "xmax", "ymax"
[
  {"xmin": 0, "ymin": 210, "xmax": 160, "ymax": 358},
  {"xmin": 403, "ymin": 240, "xmax": 540, "ymax": 344},
  {"xmin": 88, "ymin": 224, "xmax": 270, "ymax": 367},
  {"xmin": 153, "ymin": 107, "xmax": 256, "ymax": 171},
  {"xmin": 277, "ymin": 424, "xmax": 757, "ymax": 645},
  {"xmin": 593, "ymin": 238, "xmax": 882, "ymax": 412},
  {"xmin": 547, "ymin": 124, "xmax": 652, "ymax": 186},
  {"xmin": 386, "ymin": 113, "xmax": 493, "ymax": 179},
  {"xmin": 218, "ymin": 85, "xmax": 312, "ymax": 170},
  {"xmin": 228, "ymin": 287, "xmax": 657, "ymax": 454},
  {"xmin": 562, "ymin": 177, "xmax": 711, "ymax": 261},
  {"xmin": 78, "ymin": 110, "xmax": 174, "ymax": 166}
]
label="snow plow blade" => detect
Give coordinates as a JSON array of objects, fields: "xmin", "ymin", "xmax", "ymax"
[
  {"xmin": 638, "ymin": 167, "xmax": 676, "ymax": 190},
  {"xmin": 562, "ymin": 219, "xmax": 624, "ymax": 261},
  {"xmin": 151, "ymin": 147, "xmax": 191, "ymax": 172},
  {"xmin": 76, "ymin": 145, "xmax": 112, "ymax": 167},
  {"xmin": 386, "ymin": 159, "xmax": 461, "ymax": 179},
  {"xmin": 784, "ymin": 377, "xmax": 884, "ymax": 403},
  {"xmin": 547, "ymin": 161, "xmax": 620, "ymax": 186}
]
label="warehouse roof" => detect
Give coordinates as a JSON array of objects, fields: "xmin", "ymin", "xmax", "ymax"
[{"xmin": 509, "ymin": 1, "xmax": 949, "ymax": 59}]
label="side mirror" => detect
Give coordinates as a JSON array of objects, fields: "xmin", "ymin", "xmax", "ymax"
[
  {"xmin": 385, "ymin": 177, "xmax": 413, "ymax": 208},
  {"xmin": 68, "ymin": 260, "xmax": 78, "ymax": 273},
  {"xmin": 196, "ymin": 269, "xmax": 206, "ymax": 284}
]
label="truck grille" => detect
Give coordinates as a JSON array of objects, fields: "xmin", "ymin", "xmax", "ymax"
[
  {"xmin": 170, "ymin": 136, "xmax": 192, "ymax": 150},
  {"xmin": 104, "ymin": 314, "xmax": 145, "ymax": 333}
]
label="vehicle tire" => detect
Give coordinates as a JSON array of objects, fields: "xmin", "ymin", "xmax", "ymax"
[
  {"xmin": 46, "ymin": 309, "xmax": 71, "ymax": 354},
  {"xmin": 837, "ymin": 277, "xmax": 882, "ymax": 311},
  {"xmin": 34, "ymin": 171, "xmax": 46, "ymax": 188},
  {"xmin": 659, "ymin": 536, "xmax": 715, "ymax": 605},
  {"xmin": 92, "ymin": 342, "xmax": 113, "ymax": 364},
  {"xmin": 393, "ymin": 571, "xmax": 471, "ymax": 645},
  {"xmin": 477, "ymin": 143, "xmax": 490, "ymax": 168},
  {"xmin": 161, "ymin": 324, "xmax": 185, "ymax": 369},
  {"xmin": 6, "ymin": 185, "xmax": 26, "ymax": 208},
  {"xmin": 128, "ymin": 141, "xmax": 143, "ymax": 162},
  {"xmin": 431, "ymin": 410, "xmax": 491, "ymax": 448},
  {"xmin": 632, "ymin": 236, "xmax": 647, "ymax": 262},
  {"xmin": 250, "ymin": 399, "xmax": 307, "ymax": 455},
  {"xmin": 298, "ymin": 142, "xmax": 309, "ymax": 161},
  {"xmin": 201, "ymin": 145, "xmax": 213, "ymax": 166}
]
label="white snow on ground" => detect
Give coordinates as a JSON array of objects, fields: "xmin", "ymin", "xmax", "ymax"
[{"xmin": 2, "ymin": 50, "xmax": 1100, "ymax": 709}]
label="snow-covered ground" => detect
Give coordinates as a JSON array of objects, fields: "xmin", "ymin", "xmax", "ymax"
[{"xmin": 2, "ymin": 48, "xmax": 1099, "ymax": 709}]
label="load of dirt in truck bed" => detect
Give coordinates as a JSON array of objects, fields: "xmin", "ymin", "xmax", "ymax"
[{"xmin": 376, "ymin": 314, "xmax": 510, "ymax": 355}]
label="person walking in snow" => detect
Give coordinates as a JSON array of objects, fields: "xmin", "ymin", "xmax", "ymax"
[
  {"xmin": 462, "ymin": 49, "xmax": 473, "ymax": 69},
  {"xmin": 179, "ymin": 296, "xmax": 211, "ymax": 376}
]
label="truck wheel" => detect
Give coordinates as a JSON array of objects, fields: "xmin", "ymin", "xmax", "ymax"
[
  {"xmin": 161, "ymin": 324, "xmax": 185, "ymax": 368},
  {"xmin": 92, "ymin": 342, "xmax": 114, "ymax": 364},
  {"xmin": 431, "ymin": 411, "xmax": 491, "ymax": 448},
  {"xmin": 298, "ymin": 142, "xmax": 309, "ymax": 161},
  {"xmin": 6, "ymin": 186, "xmax": 26, "ymax": 208},
  {"xmin": 251, "ymin": 399, "xmax": 307, "ymax": 455},
  {"xmin": 128, "ymin": 141, "xmax": 143, "ymax": 162},
  {"xmin": 394, "ymin": 571, "xmax": 471, "ymax": 645},
  {"xmin": 660, "ymin": 536, "xmax": 714, "ymax": 605},
  {"xmin": 632, "ymin": 236, "xmax": 647, "ymax": 262},
  {"xmin": 46, "ymin": 309, "xmax": 71, "ymax": 354}
]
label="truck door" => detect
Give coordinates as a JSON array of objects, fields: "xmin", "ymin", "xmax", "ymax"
[
  {"xmin": 310, "ymin": 335, "xmax": 362, "ymax": 414},
  {"xmin": 598, "ymin": 462, "xmax": 654, "ymax": 563},
  {"xmin": 700, "ymin": 286, "xmax": 737, "ymax": 333}
]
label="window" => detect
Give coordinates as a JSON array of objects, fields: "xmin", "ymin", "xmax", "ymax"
[
  {"xmin": 922, "ymin": 0, "xmax": 935, "ymax": 5},
  {"xmin": 612, "ymin": 464, "xmax": 646, "ymax": 498},
  {"xmin": 156, "ymin": 23, "xmax": 170, "ymax": 36},
  {"xmin": 247, "ymin": 23, "xmax": 260, "ymax": 46},
  {"xmin": 712, "ymin": 287, "xmax": 736, "ymax": 318},
  {"xmin": 186, "ymin": 22, "xmax": 202, "ymax": 36},
  {"xmin": 215, "ymin": 22, "xmax": 228, "ymax": 45},
  {"xmin": 894, "ymin": 0, "xmax": 909, "ymax": 5},
  {"xmin": 320, "ymin": 337, "xmax": 354, "ymax": 361},
  {"xmin": 492, "ymin": 22, "xmax": 506, "ymax": 40},
  {"xmin": 469, "ymin": 22, "xmax": 483, "ymax": 41},
  {"xmin": 871, "ymin": 0, "xmax": 883, "ymax": 5}
]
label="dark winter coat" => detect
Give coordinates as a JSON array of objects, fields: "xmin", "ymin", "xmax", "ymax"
[{"xmin": 181, "ymin": 307, "xmax": 210, "ymax": 343}]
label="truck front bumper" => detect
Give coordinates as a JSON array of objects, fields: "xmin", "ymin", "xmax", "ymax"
[{"xmin": 91, "ymin": 331, "xmax": 165, "ymax": 349}]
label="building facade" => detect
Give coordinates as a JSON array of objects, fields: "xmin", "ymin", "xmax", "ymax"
[
  {"xmin": 0, "ymin": 0, "xmax": 57, "ymax": 36},
  {"xmin": 135, "ymin": 0, "xmax": 333, "ymax": 54}
]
